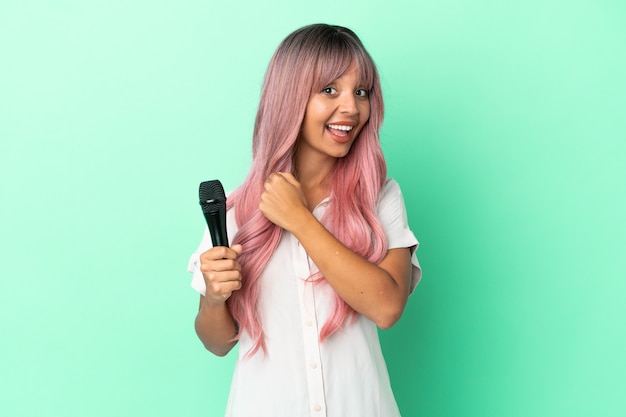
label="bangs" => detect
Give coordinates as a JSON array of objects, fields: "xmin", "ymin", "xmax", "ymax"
[{"xmin": 311, "ymin": 38, "xmax": 376, "ymax": 92}]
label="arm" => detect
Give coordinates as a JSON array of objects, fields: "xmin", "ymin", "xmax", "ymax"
[
  {"xmin": 293, "ymin": 217, "xmax": 412, "ymax": 329},
  {"xmin": 259, "ymin": 173, "xmax": 412, "ymax": 329},
  {"xmin": 194, "ymin": 245, "xmax": 243, "ymax": 356}
]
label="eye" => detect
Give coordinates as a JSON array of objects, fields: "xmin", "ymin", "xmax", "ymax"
[
  {"xmin": 355, "ymin": 88, "xmax": 369, "ymax": 98},
  {"xmin": 322, "ymin": 86, "xmax": 337, "ymax": 95}
]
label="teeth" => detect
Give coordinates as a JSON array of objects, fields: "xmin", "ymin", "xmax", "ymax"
[{"xmin": 327, "ymin": 124, "xmax": 353, "ymax": 131}]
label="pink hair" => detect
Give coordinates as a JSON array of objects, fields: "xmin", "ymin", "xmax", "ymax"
[{"xmin": 226, "ymin": 24, "xmax": 387, "ymax": 356}]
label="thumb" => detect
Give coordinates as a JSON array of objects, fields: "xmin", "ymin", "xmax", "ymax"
[
  {"xmin": 277, "ymin": 172, "xmax": 300, "ymax": 187},
  {"xmin": 231, "ymin": 244, "xmax": 243, "ymax": 255}
]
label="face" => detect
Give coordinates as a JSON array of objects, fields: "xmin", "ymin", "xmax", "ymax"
[{"xmin": 298, "ymin": 63, "xmax": 371, "ymax": 162}]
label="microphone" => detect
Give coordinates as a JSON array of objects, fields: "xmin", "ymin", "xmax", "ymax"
[{"xmin": 199, "ymin": 180, "xmax": 229, "ymax": 247}]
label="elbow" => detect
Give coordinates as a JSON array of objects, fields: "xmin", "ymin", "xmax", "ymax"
[
  {"xmin": 371, "ymin": 270, "xmax": 411, "ymax": 330},
  {"xmin": 372, "ymin": 289, "xmax": 409, "ymax": 329},
  {"xmin": 374, "ymin": 312, "xmax": 402, "ymax": 330},
  {"xmin": 206, "ymin": 344, "xmax": 233, "ymax": 357},
  {"xmin": 373, "ymin": 303, "xmax": 406, "ymax": 330},
  {"xmin": 196, "ymin": 332, "xmax": 236, "ymax": 357},
  {"xmin": 194, "ymin": 319, "xmax": 236, "ymax": 357}
]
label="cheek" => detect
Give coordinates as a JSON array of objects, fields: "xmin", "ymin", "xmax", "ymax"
[{"xmin": 359, "ymin": 102, "xmax": 371, "ymax": 125}]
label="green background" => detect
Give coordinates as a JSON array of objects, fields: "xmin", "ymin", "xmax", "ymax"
[{"xmin": 2, "ymin": 0, "xmax": 625, "ymax": 416}]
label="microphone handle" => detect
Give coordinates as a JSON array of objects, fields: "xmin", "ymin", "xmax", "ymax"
[{"xmin": 203, "ymin": 210, "xmax": 228, "ymax": 247}]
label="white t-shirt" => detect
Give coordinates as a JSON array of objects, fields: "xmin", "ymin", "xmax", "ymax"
[{"xmin": 188, "ymin": 178, "xmax": 421, "ymax": 417}]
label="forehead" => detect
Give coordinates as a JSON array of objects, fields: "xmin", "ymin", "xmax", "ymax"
[
  {"xmin": 331, "ymin": 63, "xmax": 364, "ymax": 85},
  {"xmin": 313, "ymin": 54, "xmax": 374, "ymax": 89}
]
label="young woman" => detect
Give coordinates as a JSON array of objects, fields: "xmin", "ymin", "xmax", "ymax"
[{"xmin": 188, "ymin": 23, "xmax": 421, "ymax": 417}]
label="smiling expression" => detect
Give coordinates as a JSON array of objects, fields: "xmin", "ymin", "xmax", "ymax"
[{"xmin": 297, "ymin": 63, "xmax": 371, "ymax": 162}]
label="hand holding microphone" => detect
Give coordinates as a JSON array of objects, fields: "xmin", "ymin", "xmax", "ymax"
[{"xmin": 198, "ymin": 180, "xmax": 242, "ymax": 305}]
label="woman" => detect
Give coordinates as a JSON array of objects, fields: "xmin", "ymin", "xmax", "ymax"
[{"xmin": 188, "ymin": 23, "xmax": 421, "ymax": 417}]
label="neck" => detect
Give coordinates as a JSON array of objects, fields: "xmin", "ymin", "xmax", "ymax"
[
  {"xmin": 294, "ymin": 151, "xmax": 336, "ymax": 209},
  {"xmin": 296, "ymin": 155, "xmax": 335, "ymax": 183}
]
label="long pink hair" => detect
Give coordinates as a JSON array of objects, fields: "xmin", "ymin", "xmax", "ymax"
[{"xmin": 226, "ymin": 24, "xmax": 388, "ymax": 356}]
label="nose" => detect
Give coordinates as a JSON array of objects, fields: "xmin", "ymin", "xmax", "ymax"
[{"xmin": 338, "ymin": 91, "xmax": 358, "ymax": 115}]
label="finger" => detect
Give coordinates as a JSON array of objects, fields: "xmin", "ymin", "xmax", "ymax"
[
  {"xmin": 201, "ymin": 258, "xmax": 241, "ymax": 274},
  {"xmin": 267, "ymin": 172, "xmax": 279, "ymax": 184},
  {"xmin": 200, "ymin": 246, "xmax": 239, "ymax": 261},
  {"xmin": 273, "ymin": 171, "xmax": 295, "ymax": 184},
  {"xmin": 204, "ymin": 270, "xmax": 242, "ymax": 292},
  {"xmin": 277, "ymin": 172, "xmax": 299, "ymax": 186},
  {"xmin": 221, "ymin": 279, "xmax": 242, "ymax": 291},
  {"xmin": 205, "ymin": 269, "xmax": 242, "ymax": 285},
  {"xmin": 231, "ymin": 244, "xmax": 243, "ymax": 255},
  {"xmin": 206, "ymin": 279, "xmax": 242, "ymax": 301}
]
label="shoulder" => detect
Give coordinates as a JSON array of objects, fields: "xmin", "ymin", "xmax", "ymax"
[
  {"xmin": 375, "ymin": 178, "xmax": 413, "ymax": 238},
  {"xmin": 377, "ymin": 178, "xmax": 405, "ymax": 211}
]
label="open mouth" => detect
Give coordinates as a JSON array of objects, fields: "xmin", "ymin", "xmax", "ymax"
[{"xmin": 326, "ymin": 124, "xmax": 354, "ymax": 138}]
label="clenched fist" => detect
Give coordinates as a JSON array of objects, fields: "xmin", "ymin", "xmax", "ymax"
[
  {"xmin": 259, "ymin": 172, "xmax": 310, "ymax": 232},
  {"xmin": 199, "ymin": 244, "xmax": 243, "ymax": 307}
]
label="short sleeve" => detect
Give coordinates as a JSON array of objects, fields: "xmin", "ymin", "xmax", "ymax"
[
  {"xmin": 377, "ymin": 178, "xmax": 422, "ymax": 292},
  {"xmin": 187, "ymin": 227, "xmax": 212, "ymax": 296}
]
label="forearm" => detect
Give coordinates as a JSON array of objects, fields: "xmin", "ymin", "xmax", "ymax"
[
  {"xmin": 291, "ymin": 213, "xmax": 411, "ymax": 329},
  {"xmin": 195, "ymin": 296, "xmax": 238, "ymax": 356}
]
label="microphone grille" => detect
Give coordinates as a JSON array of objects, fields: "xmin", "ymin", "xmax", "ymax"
[{"xmin": 199, "ymin": 180, "xmax": 226, "ymax": 214}]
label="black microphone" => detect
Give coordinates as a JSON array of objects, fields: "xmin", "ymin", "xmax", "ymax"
[{"xmin": 199, "ymin": 180, "xmax": 229, "ymax": 247}]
